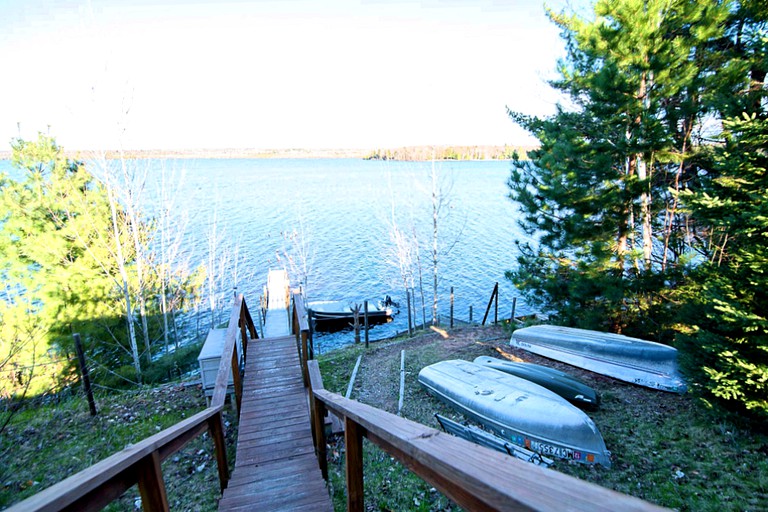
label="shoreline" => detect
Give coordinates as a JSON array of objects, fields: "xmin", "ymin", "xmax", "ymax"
[{"xmin": 0, "ymin": 144, "xmax": 535, "ymax": 161}]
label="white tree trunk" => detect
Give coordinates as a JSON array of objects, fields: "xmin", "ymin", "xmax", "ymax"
[{"xmin": 107, "ymin": 185, "xmax": 141, "ymax": 382}]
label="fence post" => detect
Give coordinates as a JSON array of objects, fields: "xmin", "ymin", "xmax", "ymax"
[
  {"xmin": 345, "ymin": 418, "xmax": 365, "ymax": 511},
  {"xmin": 482, "ymin": 283, "xmax": 499, "ymax": 325},
  {"xmin": 450, "ymin": 287, "xmax": 454, "ymax": 328},
  {"xmin": 494, "ymin": 282, "xmax": 499, "ymax": 325},
  {"xmin": 407, "ymin": 290, "xmax": 413, "ymax": 336},
  {"xmin": 364, "ymin": 300, "xmax": 369, "ymax": 348},
  {"xmin": 469, "ymin": 305, "xmax": 473, "ymax": 324},
  {"xmin": 73, "ymin": 333, "xmax": 97, "ymax": 416},
  {"xmin": 511, "ymin": 297, "xmax": 517, "ymax": 323}
]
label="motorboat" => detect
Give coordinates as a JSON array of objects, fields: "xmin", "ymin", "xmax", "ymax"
[{"xmin": 309, "ymin": 300, "xmax": 393, "ymax": 330}]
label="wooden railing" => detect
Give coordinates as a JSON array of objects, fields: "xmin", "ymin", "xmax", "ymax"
[
  {"xmin": 291, "ymin": 291, "xmax": 313, "ymax": 386},
  {"xmin": 8, "ymin": 295, "xmax": 259, "ymax": 512},
  {"xmin": 305, "ymin": 359, "xmax": 671, "ymax": 512}
]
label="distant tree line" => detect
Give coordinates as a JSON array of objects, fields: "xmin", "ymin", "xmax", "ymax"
[
  {"xmin": 364, "ymin": 145, "xmax": 533, "ymax": 161},
  {"xmin": 507, "ymin": 0, "xmax": 767, "ymax": 419}
]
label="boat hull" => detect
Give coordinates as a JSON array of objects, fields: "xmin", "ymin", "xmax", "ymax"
[
  {"xmin": 511, "ymin": 325, "xmax": 687, "ymax": 393},
  {"xmin": 473, "ymin": 356, "xmax": 599, "ymax": 409},
  {"xmin": 309, "ymin": 300, "xmax": 392, "ymax": 331},
  {"xmin": 418, "ymin": 360, "xmax": 611, "ymax": 467}
]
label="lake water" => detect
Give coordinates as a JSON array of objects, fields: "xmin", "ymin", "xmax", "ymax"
[{"xmin": 1, "ymin": 157, "xmax": 532, "ymax": 352}]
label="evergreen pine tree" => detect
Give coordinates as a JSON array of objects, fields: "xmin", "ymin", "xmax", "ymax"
[
  {"xmin": 506, "ymin": 0, "xmax": 733, "ymax": 336},
  {"xmin": 677, "ymin": 112, "xmax": 768, "ymax": 417}
]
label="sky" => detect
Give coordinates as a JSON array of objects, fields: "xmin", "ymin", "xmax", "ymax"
[{"xmin": 0, "ymin": 0, "xmax": 589, "ymax": 151}]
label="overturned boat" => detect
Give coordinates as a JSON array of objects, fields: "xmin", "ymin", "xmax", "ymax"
[
  {"xmin": 418, "ymin": 360, "xmax": 611, "ymax": 467},
  {"xmin": 473, "ymin": 356, "xmax": 599, "ymax": 410},
  {"xmin": 511, "ymin": 325, "xmax": 687, "ymax": 393}
]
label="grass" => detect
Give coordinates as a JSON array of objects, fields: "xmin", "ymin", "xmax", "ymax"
[
  {"xmin": 0, "ymin": 381, "xmax": 238, "ymax": 511},
  {"xmin": 317, "ymin": 324, "xmax": 768, "ymax": 512},
  {"xmin": 4, "ymin": 323, "xmax": 767, "ymax": 511}
]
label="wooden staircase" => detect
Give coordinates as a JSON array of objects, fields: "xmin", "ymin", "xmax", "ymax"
[{"xmin": 218, "ymin": 334, "xmax": 332, "ymax": 511}]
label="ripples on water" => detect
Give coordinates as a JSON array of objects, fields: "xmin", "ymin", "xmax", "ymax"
[{"xmin": 2, "ymin": 157, "xmax": 534, "ymax": 352}]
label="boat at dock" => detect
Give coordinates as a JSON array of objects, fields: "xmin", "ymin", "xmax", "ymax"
[
  {"xmin": 511, "ymin": 325, "xmax": 687, "ymax": 393},
  {"xmin": 473, "ymin": 356, "xmax": 599, "ymax": 409},
  {"xmin": 308, "ymin": 300, "xmax": 393, "ymax": 330},
  {"xmin": 418, "ymin": 360, "xmax": 611, "ymax": 467}
]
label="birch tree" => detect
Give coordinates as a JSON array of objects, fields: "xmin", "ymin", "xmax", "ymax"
[{"xmin": 1, "ymin": 134, "xmax": 143, "ymax": 388}]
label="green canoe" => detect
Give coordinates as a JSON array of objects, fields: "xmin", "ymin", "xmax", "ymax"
[{"xmin": 473, "ymin": 356, "xmax": 600, "ymax": 410}]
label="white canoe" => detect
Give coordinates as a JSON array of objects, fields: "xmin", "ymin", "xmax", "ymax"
[
  {"xmin": 418, "ymin": 360, "xmax": 611, "ymax": 467},
  {"xmin": 511, "ymin": 325, "xmax": 687, "ymax": 393}
]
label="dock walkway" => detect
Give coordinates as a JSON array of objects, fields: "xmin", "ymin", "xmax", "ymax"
[{"xmin": 218, "ymin": 271, "xmax": 332, "ymax": 511}]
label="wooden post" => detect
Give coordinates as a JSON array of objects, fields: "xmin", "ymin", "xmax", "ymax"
[
  {"xmin": 137, "ymin": 451, "xmax": 169, "ymax": 512},
  {"xmin": 482, "ymin": 283, "xmax": 498, "ymax": 325},
  {"xmin": 345, "ymin": 417, "xmax": 364, "ymax": 511},
  {"xmin": 364, "ymin": 300, "xmax": 369, "ymax": 348},
  {"xmin": 511, "ymin": 297, "xmax": 517, "ymax": 323},
  {"xmin": 243, "ymin": 299, "xmax": 259, "ymax": 339},
  {"xmin": 450, "ymin": 287, "xmax": 454, "ymax": 328},
  {"xmin": 73, "ymin": 333, "xmax": 97, "ymax": 416},
  {"xmin": 469, "ymin": 305, "xmax": 473, "ymax": 324},
  {"xmin": 257, "ymin": 304, "xmax": 265, "ymax": 339},
  {"xmin": 209, "ymin": 413, "xmax": 230, "ymax": 491},
  {"xmin": 239, "ymin": 311, "xmax": 248, "ymax": 365},
  {"xmin": 313, "ymin": 396, "xmax": 328, "ymax": 480},
  {"xmin": 231, "ymin": 346, "xmax": 242, "ymax": 415},
  {"xmin": 308, "ymin": 361, "xmax": 328, "ymax": 480},
  {"xmin": 494, "ymin": 282, "xmax": 499, "ymax": 325},
  {"xmin": 301, "ymin": 331, "xmax": 310, "ymax": 387},
  {"xmin": 407, "ymin": 290, "xmax": 413, "ymax": 336},
  {"xmin": 309, "ymin": 315, "xmax": 315, "ymax": 360}
]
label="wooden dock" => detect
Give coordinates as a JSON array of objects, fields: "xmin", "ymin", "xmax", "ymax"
[{"xmin": 218, "ymin": 271, "xmax": 332, "ymax": 511}]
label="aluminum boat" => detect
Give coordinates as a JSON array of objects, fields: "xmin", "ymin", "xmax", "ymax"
[
  {"xmin": 511, "ymin": 325, "xmax": 687, "ymax": 393},
  {"xmin": 418, "ymin": 360, "xmax": 611, "ymax": 467}
]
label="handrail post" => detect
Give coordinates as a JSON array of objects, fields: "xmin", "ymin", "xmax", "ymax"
[
  {"xmin": 239, "ymin": 305, "xmax": 248, "ymax": 365},
  {"xmin": 231, "ymin": 345, "xmax": 242, "ymax": 415},
  {"xmin": 242, "ymin": 298, "xmax": 259, "ymax": 339},
  {"xmin": 301, "ymin": 331, "xmax": 309, "ymax": 387},
  {"xmin": 345, "ymin": 417, "xmax": 365, "ymax": 511},
  {"xmin": 308, "ymin": 361, "xmax": 328, "ymax": 480},
  {"xmin": 314, "ymin": 397, "xmax": 328, "ymax": 480},
  {"xmin": 137, "ymin": 452, "xmax": 169, "ymax": 512},
  {"xmin": 209, "ymin": 412, "xmax": 230, "ymax": 492}
]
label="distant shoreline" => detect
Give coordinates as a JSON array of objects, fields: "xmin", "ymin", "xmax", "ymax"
[{"xmin": 0, "ymin": 144, "xmax": 535, "ymax": 161}]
